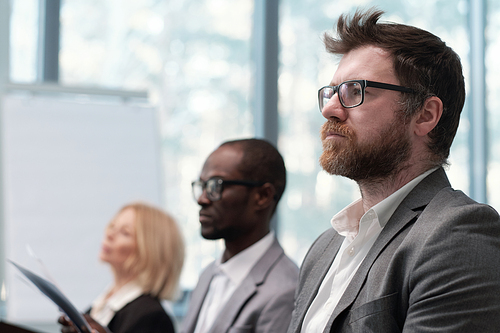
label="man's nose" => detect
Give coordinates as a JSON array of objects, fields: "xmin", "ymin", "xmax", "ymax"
[
  {"xmin": 197, "ymin": 188, "xmax": 212, "ymax": 205},
  {"xmin": 321, "ymin": 93, "xmax": 348, "ymax": 122}
]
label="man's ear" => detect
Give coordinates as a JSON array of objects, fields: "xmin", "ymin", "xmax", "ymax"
[
  {"xmin": 413, "ymin": 96, "xmax": 443, "ymax": 137},
  {"xmin": 254, "ymin": 183, "xmax": 276, "ymax": 211}
]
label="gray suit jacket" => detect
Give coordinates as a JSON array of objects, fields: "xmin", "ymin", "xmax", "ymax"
[
  {"xmin": 182, "ymin": 237, "xmax": 299, "ymax": 333},
  {"xmin": 288, "ymin": 168, "xmax": 500, "ymax": 333}
]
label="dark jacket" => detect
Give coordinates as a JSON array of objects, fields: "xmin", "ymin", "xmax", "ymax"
[{"xmin": 90, "ymin": 294, "xmax": 175, "ymax": 333}]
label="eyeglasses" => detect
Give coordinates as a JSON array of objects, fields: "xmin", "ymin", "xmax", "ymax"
[
  {"xmin": 191, "ymin": 177, "xmax": 265, "ymax": 202},
  {"xmin": 318, "ymin": 80, "xmax": 414, "ymax": 111}
]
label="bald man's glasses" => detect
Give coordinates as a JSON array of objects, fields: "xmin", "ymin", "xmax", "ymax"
[
  {"xmin": 318, "ymin": 80, "xmax": 414, "ymax": 111},
  {"xmin": 192, "ymin": 177, "xmax": 265, "ymax": 202}
]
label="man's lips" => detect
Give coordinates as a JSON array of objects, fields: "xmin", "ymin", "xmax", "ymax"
[
  {"xmin": 321, "ymin": 120, "xmax": 352, "ymax": 141},
  {"xmin": 199, "ymin": 211, "xmax": 212, "ymax": 223},
  {"xmin": 324, "ymin": 131, "xmax": 345, "ymax": 139}
]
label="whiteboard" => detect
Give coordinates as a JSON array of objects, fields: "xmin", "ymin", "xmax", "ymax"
[{"xmin": 1, "ymin": 94, "xmax": 163, "ymax": 325}]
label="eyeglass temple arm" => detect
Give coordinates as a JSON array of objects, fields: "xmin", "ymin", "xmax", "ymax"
[{"xmin": 365, "ymin": 80, "xmax": 414, "ymax": 93}]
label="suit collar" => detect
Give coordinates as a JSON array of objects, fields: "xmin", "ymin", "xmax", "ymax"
[
  {"xmin": 217, "ymin": 231, "xmax": 275, "ymax": 286},
  {"xmin": 290, "ymin": 168, "xmax": 452, "ymax": 333},
  {"xmin": 289, "ymin": 230, "xmax": 343, "ymax": 333},
  {"xmin": 322, "ymin": 167, "xmax": 451, "ymax": 331},
  {"xmin": 184, "ymin": 238, "xmax": 284, "ymax": 333},
  {"xmin": 401, "ymin": 167, "xmax": 451, "ymax": 211},
  {"xmin": 208, "ymin": 238, "xmax": 285, "ymax": 333}
]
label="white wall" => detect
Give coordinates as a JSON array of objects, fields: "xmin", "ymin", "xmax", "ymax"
[{"xmin": 1, "ymin": 93, "xmax": 162, "ymax": 330}]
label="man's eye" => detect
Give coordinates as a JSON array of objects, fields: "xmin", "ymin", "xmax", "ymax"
[{"xmin": 352, "ymin": 88, "xmax": 362, "ymax": 96}]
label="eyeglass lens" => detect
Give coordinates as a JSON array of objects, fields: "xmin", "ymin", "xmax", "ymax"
[
  {"xmin": 340, "ymin": 81, "xmax": 362, "ymax": 107},
  {"xmin": 319, "ymin": 81, "xmax": 363, "ymax": 111},
  {"xmin": 192, "ymin": 179, "xmax": 222, "ymax": 201},
  {"xmin": 319, "ymin": 87, "xmax": 334, "ymax": 111}
]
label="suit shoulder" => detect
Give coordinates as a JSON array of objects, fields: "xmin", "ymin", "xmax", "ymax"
[
  {"xmin": 259, "ymin": 253, "xmax": 298, "ymax": 294},
  {"xmin": 425, "ymin": 187, "xmax": 500, "ymax": 226}
]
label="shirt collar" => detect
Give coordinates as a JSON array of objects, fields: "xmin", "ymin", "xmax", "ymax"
[
  {"xmin": 216, "ymin": 231, "xmax": 275, "ymax": 286},
  {"xmin": 102, "ymin": 281, "xmax": 144, "ymax": 312},
  {"xmin": 330, "ymin": 198, "xmax": 364, "ymax": 241},
  {"xmin": 331, "ymin": 167, "xmax": 437, "ymax": 238}
]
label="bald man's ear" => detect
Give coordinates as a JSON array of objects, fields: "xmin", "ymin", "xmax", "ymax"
[
  {"xmin": 413, "ymin": 96, "xmax": 443, "ymax": 137},
  {"xmin": 254, "ymin": 183, "xmax": 277, "ymax": 211}
]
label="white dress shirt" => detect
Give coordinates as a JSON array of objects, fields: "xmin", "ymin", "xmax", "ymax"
[
  {"xmin": 193, "ymin": 231, "xmax": 275, "ymax": 333},
  {"xmin": 90, "ymin": 281, "xmax": 143, "ymax": 326},
  {"xmin": 301, "ymin": 168, "xmax": 436, "ymax": 333}
]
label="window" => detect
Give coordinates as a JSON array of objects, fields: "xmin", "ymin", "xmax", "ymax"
[{"xmin": 57, "ymin": 0, "xmax": 256, "ymax": 289}]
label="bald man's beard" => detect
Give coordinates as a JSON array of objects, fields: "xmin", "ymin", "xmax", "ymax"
[{"xmin": 319, "ymin": 118, "xmax": 412, "ymax": 182}]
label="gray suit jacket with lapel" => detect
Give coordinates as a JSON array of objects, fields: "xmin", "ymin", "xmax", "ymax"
[
  {"xmin": 182, "ymin": 237, "xmax": 299, "ymax": 333},
  {"xmin": 288, "ymin": 168, "xmax": 500, "ymax": 333}
]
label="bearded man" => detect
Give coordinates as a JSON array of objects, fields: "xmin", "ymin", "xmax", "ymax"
[{"xmin": 288, "ymin": 9, "xmax": 500, "ymax": 333}]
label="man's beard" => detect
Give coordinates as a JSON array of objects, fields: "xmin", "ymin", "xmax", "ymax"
[{"xmin": 319, "ymin": 116, "xmax": 412, "ymax": 182}]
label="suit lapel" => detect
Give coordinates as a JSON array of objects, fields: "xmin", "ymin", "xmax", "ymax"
[
  {"xmin": 182, "ymin": 263, "xmax": 218, "ymax": 333},
  {"xmin": 208, "ymin": 238, "xmax": 284, "ymax": 333},
  {"xmin": 290, "ymin": 231, "xmax": 343, "ymax": 333},
  {"xmin": 323, "ymin": 206, "xmax": 420, "ymax": 331},
  {"xmin": 323, "ymin": 168, "xmax": 451, "ymax": 332}
]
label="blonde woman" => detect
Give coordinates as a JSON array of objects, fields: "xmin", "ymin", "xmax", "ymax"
[{"xmin": 59, "ymin": 202, "xmax": 184, "ymax": 333}]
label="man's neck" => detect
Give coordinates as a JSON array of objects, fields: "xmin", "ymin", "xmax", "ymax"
[
  {"xmin": 223, "ymin": 228, "xmax": 270, "ymax": 262},
  {"xmin": 357, "ymin": 163, "xmax": 433, "ymax": 214}
]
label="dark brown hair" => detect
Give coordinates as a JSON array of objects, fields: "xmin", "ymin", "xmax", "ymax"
[{"xmin": 324, "ymin": 8, "xmax": 465, "ymax": 164}]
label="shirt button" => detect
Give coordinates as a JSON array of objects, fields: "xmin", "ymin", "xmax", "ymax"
[{"xmin": 348, "ymin": 246, "xmax": 355, "ymax": 256}]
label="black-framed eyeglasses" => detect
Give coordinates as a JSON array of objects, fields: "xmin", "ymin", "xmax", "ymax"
[
  {"xmin": 191, "ymin": 177, "xmax": 265, "ymax": 202},
  {"xmin": 318, "ymin": 80, "xmax": 414, "ymax": 111}
]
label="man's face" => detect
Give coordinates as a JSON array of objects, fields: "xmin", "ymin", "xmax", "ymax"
[
  {"xmin": 319, "ymin": 45, "xmax": 412, "ymax": 181},
  {"xmin": 196, "ymin": 145, "xmax": 256, "ymax": 241}
]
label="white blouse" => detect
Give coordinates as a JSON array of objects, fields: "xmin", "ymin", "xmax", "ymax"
[{"xmin": 90, "ymin": 281, "xmax": 143, "ymax": 326}]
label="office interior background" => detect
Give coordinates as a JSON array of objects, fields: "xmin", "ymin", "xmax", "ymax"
[{"xmin": 0, "ymin": 0, "xmax": 498, "ymax": 331}]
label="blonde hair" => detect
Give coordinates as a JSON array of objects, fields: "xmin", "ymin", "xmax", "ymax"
[{"xmin": 110, "ymin": 202, "xmax": 185, "ymax": 300}]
